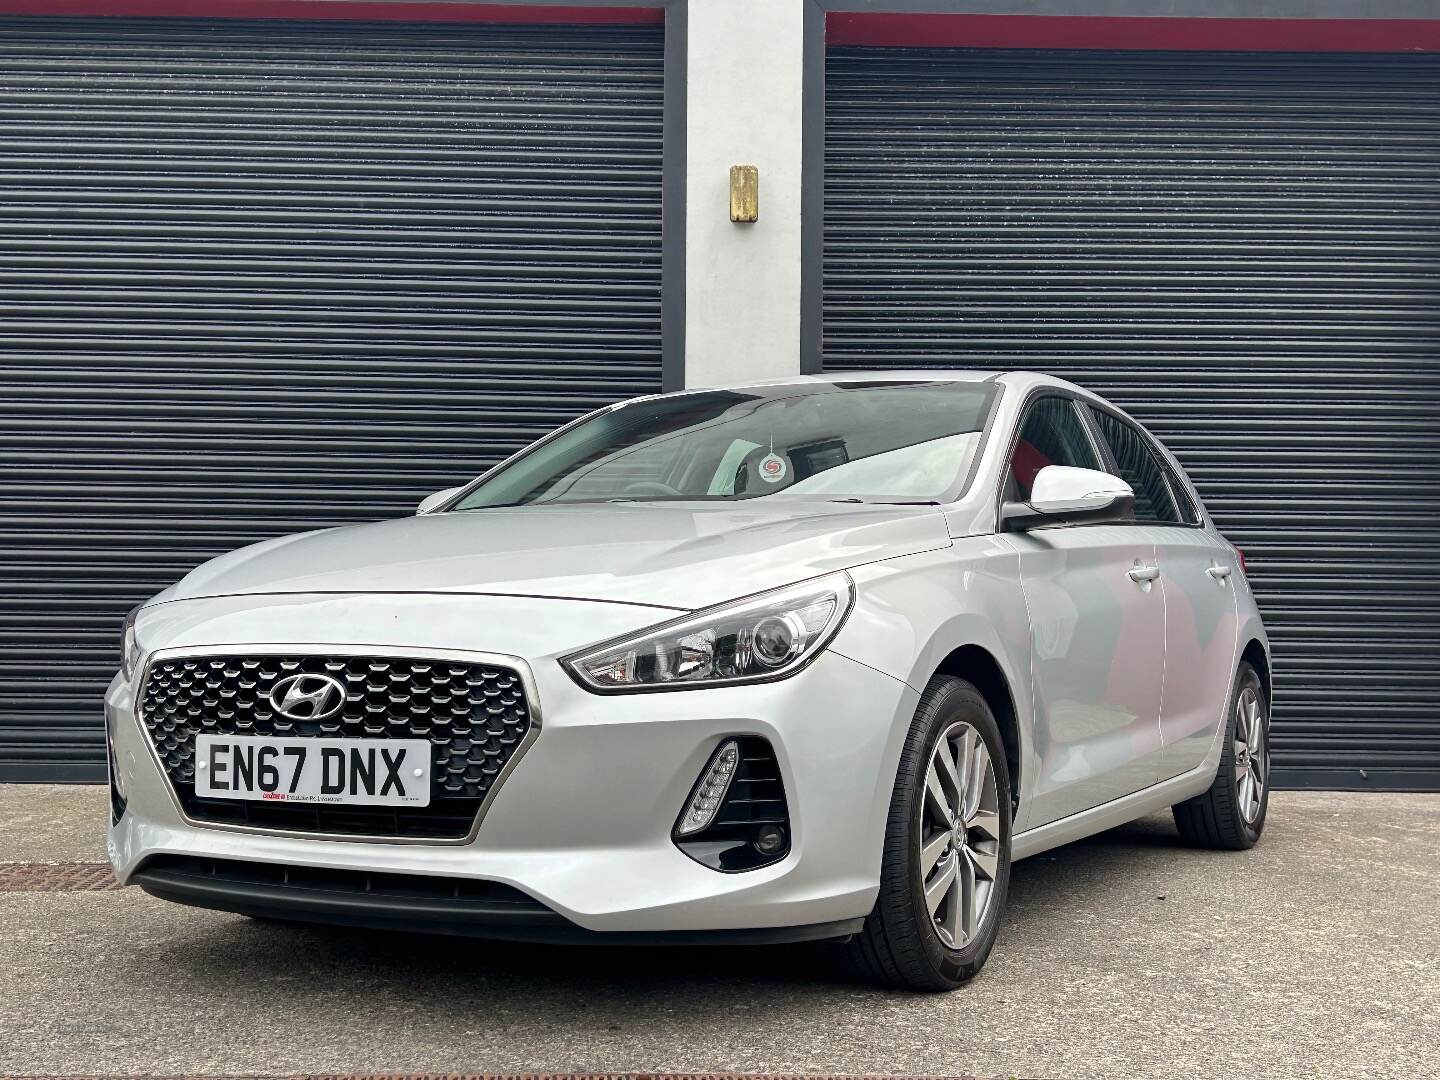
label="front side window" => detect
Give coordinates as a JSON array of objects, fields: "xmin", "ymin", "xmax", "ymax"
[
  {"xmin": 1006, "ymin": 396, "xmax": 1102, "ymax": 502},
  {"xmin": 1088, "ymin": 408, "xmax": 1184, "ymax": 524},
  {"xmin": 452, "ymin": 381, "xmax": 1000, "ymax": 509}
]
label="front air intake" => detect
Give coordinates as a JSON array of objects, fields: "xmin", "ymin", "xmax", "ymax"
[{"xmin": 674, "ymin": 735, "xmax": 791, "ymax": 872}]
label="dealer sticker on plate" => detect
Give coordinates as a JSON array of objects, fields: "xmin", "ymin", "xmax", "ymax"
[{"xmin": 194, "ymin": 734, "xmax": 432, "ymax": 807}]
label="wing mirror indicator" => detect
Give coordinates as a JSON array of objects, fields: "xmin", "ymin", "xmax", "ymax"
[
  {"xmin": 416, "ymin": 486, "xmax": 464, "ymax": 515},
  {"xmin": 1001, "ymin": 466, "xmax": 1136, "ymax": 532}
]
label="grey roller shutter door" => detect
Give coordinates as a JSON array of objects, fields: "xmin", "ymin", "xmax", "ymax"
[
  {"xmin": 0, "ymin": 16, "xmax": 664, "ymax": 780},
  {"xmin": 825, "ymin": 47, "xmax": 1440, "ymax": 790}
]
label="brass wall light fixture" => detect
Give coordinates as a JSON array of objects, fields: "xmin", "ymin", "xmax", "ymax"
[{"xmin": 729, "ymin": 164, "xmax": 759, "ymax": 223}]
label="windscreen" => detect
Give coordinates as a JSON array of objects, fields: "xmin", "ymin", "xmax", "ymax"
[{"xmin": 452, "ymin": 380, "xmax": 999, "ymax": 509}]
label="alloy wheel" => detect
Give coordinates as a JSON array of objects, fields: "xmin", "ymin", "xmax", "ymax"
[
  {"xmin": 1234, "ymin": 686, "xmax": 1267, "ymax": 824},
  {"xmin": 917, "ymin": 720, "xmax": 1002, "ymax": 949}
]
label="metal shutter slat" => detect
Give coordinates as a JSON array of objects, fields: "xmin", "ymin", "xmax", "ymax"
[
  {"xmin": 0, "ymin": 16, "xmax": 664, "ymax": 780},
  {"xmin": 825, "ymin": 46, "xmax": 1440, "ymax": 790}
]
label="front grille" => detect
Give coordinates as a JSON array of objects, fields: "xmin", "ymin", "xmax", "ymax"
[{"xmin": 138, "ymin": 653, "xmax": 534, "ymax": 839}]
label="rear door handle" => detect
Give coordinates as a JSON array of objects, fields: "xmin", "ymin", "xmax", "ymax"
[
  {"xmin": 1207, "ymin": 564, "xmax": 1233, "ymax": 580},
  {"xmin": 1128, "ymin": 565, "xmax": 1160, "ymax": 583}
]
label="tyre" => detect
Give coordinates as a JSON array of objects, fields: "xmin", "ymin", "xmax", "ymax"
[
  {"xmin": 848, "ymin": 675, "xmax": 1012, "ymax": 991},
  {"xmin": 1172, "ymin": 661, "xmax": 1270, "ymax": 850}
]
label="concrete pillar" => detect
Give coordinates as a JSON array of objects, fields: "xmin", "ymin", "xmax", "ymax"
[{"xmin": 682, "ymin": 0, "xmax": 807, "ymax": 388}]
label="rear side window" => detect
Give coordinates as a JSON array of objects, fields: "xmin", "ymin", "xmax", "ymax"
[
  {"xmin": 1088, "ymin": 408, "xmax": 1185, "ymax": 524},
  {"xmin": 1007, "ymin": 396, "xmax": 1102, "ymax": 502}
]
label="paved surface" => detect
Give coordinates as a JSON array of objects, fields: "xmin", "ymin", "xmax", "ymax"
[
  {"xmin": 0, "ymin": 782, "xmax": 110, "ymax": 863},
  {"xmin": 0, "ymin": 786, "xmax": 1436, "ymax": 1080}
]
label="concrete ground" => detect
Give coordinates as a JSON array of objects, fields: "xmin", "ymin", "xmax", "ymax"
[{"xmin": 0, "ymin": 786, "xmax": 1436, "ymax": 1080}]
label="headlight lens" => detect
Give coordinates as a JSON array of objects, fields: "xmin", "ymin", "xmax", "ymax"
[
  {"xmin": 120, "ymin": 604, "xmax": 144, "ymax": 683},
  {"xmin": 562, "ymin": 572, "xmax": 855, "ymax": 692}
]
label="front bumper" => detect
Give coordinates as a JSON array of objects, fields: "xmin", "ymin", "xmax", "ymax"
[
  {"xmin": 127, "ymin": 854, "xmax": 865, "ymax": 944},
  {"xmin": 108, "ymin": 595, "xmax": 917, "ymax": 937}
]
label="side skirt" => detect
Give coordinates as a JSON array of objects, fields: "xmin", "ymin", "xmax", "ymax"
[{"xmin": 1011, "ymin": 760, "xmax": 1217, "ymax": 861}]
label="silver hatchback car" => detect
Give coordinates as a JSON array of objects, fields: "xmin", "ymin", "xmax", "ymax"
[{"xmin": 107, "ymin": 371, "xmax": 1270, "ymax": 991}]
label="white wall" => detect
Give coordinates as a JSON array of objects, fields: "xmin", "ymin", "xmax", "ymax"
[{"xmin": 683, "ymin": 0, "xmax": 806, "ymax": 388}]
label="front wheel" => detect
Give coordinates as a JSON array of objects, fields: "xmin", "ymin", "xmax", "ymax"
[
  {"xmin": 847, "ymin": 676, "xmax": 1012, "ymax": 991},
  {"xmin": 1172, "ymin": 661, "xmax": 1270, "ymax": 850}
]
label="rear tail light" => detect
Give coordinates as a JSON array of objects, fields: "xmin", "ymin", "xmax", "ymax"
[{"xmin": 1234, "ymin": 546, "xmax": 1247, "ymax": 574}]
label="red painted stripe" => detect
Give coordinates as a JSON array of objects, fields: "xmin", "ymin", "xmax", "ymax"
[
  {"xmin": 0, "ymin": 1, "xmax": 663, "ymax": 24},
  {"xmin": 827, "ymin": 13, "xmax": 1440, "ymax": 53}
]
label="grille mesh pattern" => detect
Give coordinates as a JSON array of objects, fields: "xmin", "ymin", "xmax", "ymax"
[{"xmin": 139, "ymin": 653, "xmax": 533, "ymax": 836}]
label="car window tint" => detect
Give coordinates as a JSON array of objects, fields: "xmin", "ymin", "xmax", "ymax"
[
  {"xmin": 1008, "ymin": 397, "xmax": 1101, "ymax": 502},
  {"xmin": 1090, "ymin": 409, "xmax": 1183, "ymax": 524}
]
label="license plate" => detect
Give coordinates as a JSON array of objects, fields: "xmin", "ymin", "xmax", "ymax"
[{"xmin": 194, "ymin": 735, "xmax": 432, "ymax": 807}]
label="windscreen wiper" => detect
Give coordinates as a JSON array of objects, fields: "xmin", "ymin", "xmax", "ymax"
[{"xmin": 827, "ymin": 498, "xmax": 941, "ymax": 506}]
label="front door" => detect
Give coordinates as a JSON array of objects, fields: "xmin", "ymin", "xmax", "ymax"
[
  {"xmin": 1004, "ymin": 397, "xmax": 1168, "ymax": 831},
  {"xmin": 1086, "ymin": 406, "xmax": 1241, "ymax": 779}
]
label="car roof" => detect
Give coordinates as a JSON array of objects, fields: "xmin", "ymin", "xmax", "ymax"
[
  {"xmin": 715, "ymin": 369, "xmax": 1093, "ymax": 396},
  {"xmin": 620, "ymin": 370, "xmax": 1110, "ymax": 421}
]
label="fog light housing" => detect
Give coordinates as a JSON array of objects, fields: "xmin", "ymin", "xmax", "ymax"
[
  {"xmin": 105, "ymin": 706, "xmax": 127, "ymax": 825},
  {"xmin": 673, "ymin": 735, "xmax": 791, "ymax": 873}
]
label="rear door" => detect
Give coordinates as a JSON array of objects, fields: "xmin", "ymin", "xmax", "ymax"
[
  {"xmin": 1086, "ymin": 405, "xmax": 1241, "ymax": 780},
  {"xmin": 1005, "ymin": 396, "xmax": 1167, "ymax": 830}
]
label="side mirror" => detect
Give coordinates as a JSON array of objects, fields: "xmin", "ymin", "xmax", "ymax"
[
  {"xmin": 416, "ymin": 486, "xmax": 464, "ymax": 516},
  {"xmin": 1001, "ymin": 466, "xmax": 1135, "ymax": 532}
]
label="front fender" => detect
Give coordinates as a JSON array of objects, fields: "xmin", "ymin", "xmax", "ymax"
[{"xmin": 830, "ymin": 539, "xmax": 1037, "ymax": 828}]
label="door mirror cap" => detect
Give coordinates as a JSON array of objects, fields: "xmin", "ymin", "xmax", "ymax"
[
  {"xmin": 416, "ymin": 486, "xmax": 464, "ymax": 515},
  {"xmin": 1001, "ymin": 466, "xmax": 1136, "ymax": 531}
]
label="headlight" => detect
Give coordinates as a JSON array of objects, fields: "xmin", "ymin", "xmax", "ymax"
[
  {"xmin": 562, "ymin": 572, "xmax": 855, "ymax": 693},
  {"xmin": 120, "ymin": 604, "xmax": 145, "ymax": 683}
]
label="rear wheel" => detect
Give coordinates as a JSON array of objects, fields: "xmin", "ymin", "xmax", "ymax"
[
  {"xmin": 848, "ymin": 676, "xmax": 1012, "ymax": 991},
  {"xmin": 1173, "ymin": 661, "xmax": 1270, "ymax": 850}
]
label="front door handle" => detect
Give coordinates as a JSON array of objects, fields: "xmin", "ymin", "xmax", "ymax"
[
  {"xmin": 1207, "ymin": 564, "xmax": 1233, "ymax": 580},
  {"xmin": 1128, "ymin": 564, "xmax": 1161, "ymax": 583}
]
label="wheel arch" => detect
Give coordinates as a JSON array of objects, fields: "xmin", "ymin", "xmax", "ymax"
[
  {"xmin": 931, "ymin": 644, "xmax": 1023, "ymax": 814},
  {"xmin": 1241, "ymin": 637, "xmax": 1272, "ymax": 705}
]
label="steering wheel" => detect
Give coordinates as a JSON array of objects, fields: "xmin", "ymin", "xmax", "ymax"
[{"xmin": 621, "ymin": 480, "xmax": 685, "ymax": 498}]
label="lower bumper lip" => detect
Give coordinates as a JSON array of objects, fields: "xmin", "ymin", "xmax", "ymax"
[{"xmin": 130, "ymin": 854, "xmax": 865, "ymax": 945}]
